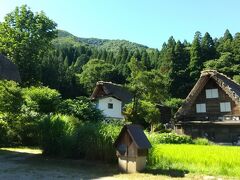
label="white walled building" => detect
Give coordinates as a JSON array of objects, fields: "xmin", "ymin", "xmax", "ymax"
[{"xmin": 91, "ymin": 81, "xmax": 133, "ymax": 119}]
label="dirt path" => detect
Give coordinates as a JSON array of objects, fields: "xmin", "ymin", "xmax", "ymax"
[{"xmin": 0, "ymin": 149, "xmax": 119, "ymax": 179}]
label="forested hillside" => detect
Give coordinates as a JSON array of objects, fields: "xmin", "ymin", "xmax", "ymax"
[
  {"xmin": 47, "ymin": 29, "xmax": 240, "ymax": 100},
  {"xmin": 1, "ymin": 6, "xmax": 240, "ymax": 101}
]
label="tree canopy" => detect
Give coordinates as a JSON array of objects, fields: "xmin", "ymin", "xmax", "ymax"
[{"xmin": 0, "ymin": 5, "xmax": 57, "ymax": 84}]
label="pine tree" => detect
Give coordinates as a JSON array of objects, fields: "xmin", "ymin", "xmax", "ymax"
[
  {"xmin": 141, "ymin": 51, "xmax": 150, "ymax": 70},
  {"xmin": 169, "ymin": 41, "xmax": 190, "ymax": 97},
  {"xmin": 201, "ymin": 32, "xmax": 217, "ymax": 61},
  {"xmin": 217, "ymin": 29, "xmax": 233, "ymax": 53},
  {"xmin": 223, "ymin": 29, "xmax": 233, "ymax": 41},
  {"xmin": 189, "ymin": 31, "xmax": 203, "ymax": 81},
  {"xmin": 159, "ymin": 36, "xmax": 176, "ymax": 77}
]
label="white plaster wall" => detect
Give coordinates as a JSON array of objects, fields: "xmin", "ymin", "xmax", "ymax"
[{"xmin": 97, "ymin": 97, "xmax": 123, "ymax": 119}]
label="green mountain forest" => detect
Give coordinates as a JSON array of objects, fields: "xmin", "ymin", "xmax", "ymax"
[
  {"xmin": 1, "ymin": 6, "xmax": 240, "ymax": 101},
  {"xmin": 37, "ymin": 28, "xmax": 240, "ymax": 99}
]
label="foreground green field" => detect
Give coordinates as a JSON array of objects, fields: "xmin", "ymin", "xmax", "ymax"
[{"xmin": 148, "ymin": 144, "xmax": 240, "ymax": 178}]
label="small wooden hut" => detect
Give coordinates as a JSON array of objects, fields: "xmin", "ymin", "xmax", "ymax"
[{"xmin": 114, "ymin": 124, "xmax": 151, "ymax": 173}]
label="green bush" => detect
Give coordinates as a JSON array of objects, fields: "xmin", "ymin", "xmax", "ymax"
[
  {"xmin": 0, "ymin": 120, "xmax": 10, "ymax": 146},
  {"xmin": 147, "ymin": 132, "xmax": 193, "ymax": 144},
  {"xmin": 57, "ymin": 97, "xmax": 104, "ymax": 122},
  {"xmin": 0, "ymin": 81, "xmax": 23, "ymax": 116},
  {"xmin": 39, "ymin": 114, "xmax": 80, "ymax": 157},
  {"xmin": 193, "ymin": 138, "xmax": 211, "ymax": 145},
  {"xmin": 23, "ymin": 86, "xmax": 61, "ymax": 114},
  {"xmin": 14, "ymin": 111, "xmax": 43, "ymax": 146}
]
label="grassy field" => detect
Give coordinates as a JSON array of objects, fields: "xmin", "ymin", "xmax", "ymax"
[{"xmin": 148, "ymin": 144, "xmax": 240, "ymax": 178}]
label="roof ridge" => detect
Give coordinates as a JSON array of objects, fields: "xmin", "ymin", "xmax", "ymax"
[
  {"xmin": 217, "ymin": 72, "xmax": 240, "ymax": 87},
  {"xmin": 96, "ymin": 81, "xmax": 123, "ymax": 87},
  {"xmin": 201, "ymin": 70, "xmax": 240, "ymax": 86}
]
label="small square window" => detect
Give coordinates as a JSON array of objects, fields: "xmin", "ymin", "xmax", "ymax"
[
  {"xmin": 108, "ymin": 103, "xmax": 113, "ymax": 109},
  {"xmin": 206, "ymin": 89, "xmax": 219, "ymax": 99},
  {"xmin": 220, "ymin": 102, "xmax": 231, "ymax": 112},
  {"xmin": 196, "ymin": 103, "xmax": 206, "ymax": 113}
]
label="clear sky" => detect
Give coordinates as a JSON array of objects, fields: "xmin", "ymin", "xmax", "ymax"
[{"xmin": 0, "ymin": 0, "xmax": 239, "ymax": 49}]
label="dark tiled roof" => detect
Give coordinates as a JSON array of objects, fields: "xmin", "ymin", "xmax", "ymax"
[
  {"xmin": 114, "ymin": 124, "xmax": 152, "ymax": 149},
  {"xmin": 0, "ymin": 54, "xmax": 21, "ymax": 82},
  {"xmin": 91, "ymin": 81, "xmax": 133, "ymax": 105}
]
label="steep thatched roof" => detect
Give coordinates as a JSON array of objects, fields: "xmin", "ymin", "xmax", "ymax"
[
  {"xmin": 91, "ymin": 81, "xmax": 133, "ymax": 105},
  {"xmin": 0, "ymin": 54, "xmax": 21, "ymax": 82},
  {"xmin": 175, "ymin": 70, "xmax": 240, "ymax": 119}
]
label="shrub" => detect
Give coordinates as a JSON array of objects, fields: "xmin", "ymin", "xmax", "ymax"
[
  {"xmin": 57, "ymin": 97, "xmax": 104, "ymax": 122},
  {"xmin": 39, "ymin": 117, "xmax": 121, "ymax": 162},
  {"xmin": 76, "ymin": 122, "xmax": 121, "ymax": 162},
  {"xmin": 193, "ymin": 138, "xmax": 211, "ymax": 145},
  {"xmin": 39, "ymin": 114, "xmax": 80, "ymax": 157},
  {"xmin": 147, "ymin": 132, "xmax": 193, "ymax": 145},
  {"xmin": 0, "ymin": 80, "xmax": 23, "ymax": 116},
  {"xmin": 0, "ymin": 120, "xmax": 10, "ymax": 146},
  {"xmin": 22, "ymin": 86, "xmax": 61, "ymax": 114},
  {"xmin": 14, "ymin": 110, "xmax": 43, "ymax": 146}
]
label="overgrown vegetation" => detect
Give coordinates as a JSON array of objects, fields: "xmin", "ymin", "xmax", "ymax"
[
  {"xmin": 0, "ymin": 80, "xmax": 106, "ymax": 148},
  {"xmin": 146, "ymin": 132, "xmax": 211, "ymax": 145},
  {"xmin": 40, "ymin": 115, "xmax": 121, "ymax": 162}
]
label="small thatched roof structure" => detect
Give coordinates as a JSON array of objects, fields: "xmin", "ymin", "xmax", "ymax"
[
  {"xmin": 0, "ymin": 54, "xmax": 21, "ymax": 82},
  {"xmin": 175, "ymin": 70, "xmax": 240, "ymax": 119}
]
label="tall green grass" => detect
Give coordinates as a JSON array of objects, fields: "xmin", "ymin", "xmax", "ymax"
[
  {"xmin": 39, "ymin": 114, "xmax": 121, "ymax": 162},
  {"xmin": 148, "ymin": 144, "xmax": 240, "ymax": 177}
]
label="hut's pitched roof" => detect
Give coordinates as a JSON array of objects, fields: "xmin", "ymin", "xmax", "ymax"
[
  {"xmin": 91, "ymin": 81, "xmax": 133, "ymax": 105},
  {"xmin": 175, "ymin": 70, "xmax": 240, "ymax": 119},
  {"xmin": 114, "ymin": 124, "xmax": 152, "ymax": 149},
  {"xmin": 0, "ymin": 54, "xmax": 21, "ymax": 82}
]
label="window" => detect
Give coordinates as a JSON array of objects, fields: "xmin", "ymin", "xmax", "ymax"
[
  {"xmin": 220, "ymin": 102, "xmax": 231, "ymax": 112},
  {"xmin": 196, "ymin": 103, "xmax": 206, "ymax": 113},
  {"xmin": 108, "ymin": 103, "xmax": 113, "ymax": 109},
  {"xmin": 206, "ymin": 89, "xmax": 219, "ymax": 98}
]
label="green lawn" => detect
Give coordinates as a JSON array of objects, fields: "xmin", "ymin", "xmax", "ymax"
[{"xmin": 148, "ymin": 144, "xmax": 240, "ymax": 178}]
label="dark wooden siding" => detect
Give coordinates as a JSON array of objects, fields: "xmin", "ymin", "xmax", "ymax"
[
  {"xmin": 176, "ymin": 124, "xmax": 240, "ymax": 143},
  {"xmin": 186, "ymin": 79, "xmax": 240, "ymax": 120}
]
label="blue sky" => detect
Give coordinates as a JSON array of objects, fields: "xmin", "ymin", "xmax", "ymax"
[{"xmin": 0, "ymin": 0, "xmax": 239, "ymax": 48}]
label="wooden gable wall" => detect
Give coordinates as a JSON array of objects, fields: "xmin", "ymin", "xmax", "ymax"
[{"xmin": 185, "ymin": 79, "xmax": 240, "ymax": 121}]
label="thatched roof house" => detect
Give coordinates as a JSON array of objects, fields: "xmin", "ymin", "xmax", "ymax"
[
  {"xmin": 175, "ymin": 70, "xmax": 240, "ymax": 143},
  {"xmin": 0, "ymin": 54, "xmax": 21, "ymax": 82}
]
